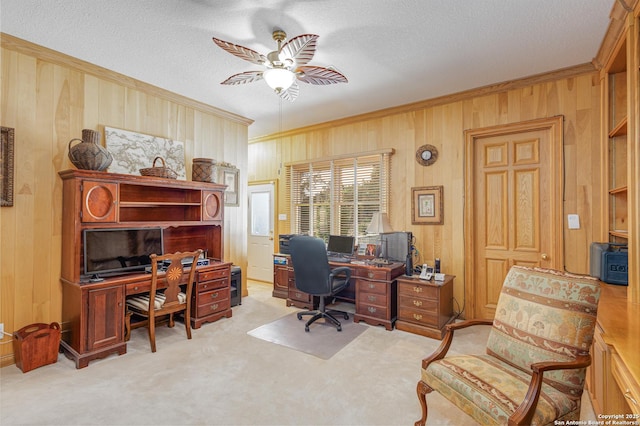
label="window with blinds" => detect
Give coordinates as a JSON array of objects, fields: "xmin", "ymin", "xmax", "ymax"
[{"xmin": 285, "ymin": 151, "xmax": 391, "ymax": 244}]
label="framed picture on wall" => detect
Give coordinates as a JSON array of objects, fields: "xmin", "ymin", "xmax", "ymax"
[
  {"xmin": 411, "ymin": 186, "xmax": 443, "ymax": 224},
  {"xmin": 219, "ymin": 166, "xmax": 239, "ymax": 206},
  {"xmin": 1, "ymin": 126, "xmax": 15, "ymax": 207}
]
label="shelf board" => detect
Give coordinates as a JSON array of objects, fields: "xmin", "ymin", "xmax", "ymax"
[
  {"xmin": 119, "ymin": 202, "xmax": 201, "ymax": 207},
  {"xmin": 609, "ymin": 185, "xmax": 628, "ymax": 195},
  {"xmin": 609, "ymin": 116, "xmax": 627, "ymax": 138},
  {"xmin": 609, "ymin": 230, "xmax": 629, "ymax": 239}
]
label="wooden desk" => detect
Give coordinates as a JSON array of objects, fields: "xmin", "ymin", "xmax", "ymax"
[
  {"xmin": 588, "ymin": 284, "xmax": 640, "ymax": 415},
  {"xmin": 273, "ymin": 255, "xmax": 405, "ymax": 330},
  {"xmin": 60, "ymin": 261, "xmax": 231, "ymax": 369}
]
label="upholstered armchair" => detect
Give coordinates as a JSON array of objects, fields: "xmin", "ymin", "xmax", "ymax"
[{"xmin": 416, "ymin": 266, "xmax": 601, "ymax": 426}]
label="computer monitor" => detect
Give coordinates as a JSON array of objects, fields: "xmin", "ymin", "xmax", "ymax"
[
  {"xmin": 380, "ymin": 231, "xmax": 412, "ymax": 262},
  {"xmin": 326, "ymin": 235, "xmax": 355, "ymax": 257}
]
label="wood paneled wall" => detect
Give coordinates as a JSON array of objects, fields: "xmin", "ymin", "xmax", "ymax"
[
  {"xmin": 249, "ymin": 68, "xmax": 603, "ymax": 316},
  {"xmin": 0, "ymin": 34, "xmax": 250, "ymax": 365}
]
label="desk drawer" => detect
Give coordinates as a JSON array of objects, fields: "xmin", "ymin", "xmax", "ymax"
[
  {"xmin": 126, "ymin": 282, "xmax": 151, "ymax": 295},
  {"xmin": 194, "ymin": 288, "xmax": 230, "ymax": 316},
  {"xmin": 398, "ymin": 307, "xmax": 438, "ymax": 327},
  {"xmin": 198, "ymin": 267, "xmax": 229, "ymax": 283},
  {"xmin": 197, "ymin": 287, "xmax": 230, "ymax": 306},
  {"xmin": 398, "ymin": 295, "xmax": 438, "ymax": 313},
  {"xmin": 358, "ymin": 279, "xmax": 387, "ymax": 295},
  {"xmin": 354, "ymin": 268, "xmax": 389, "ymax": 281},
  {"xmin": 356, "ymin": 303, "xmax": 388, "ymax": 320},
  {"xmin": 358, "ymin": 291, "xmax": 388, "ymax": 307},
  {"xmin": 197, "ymin": 278, "xmax": 228, "ymax": 292},
  {"xmin": 398, "ymin": 282, "xmax": 438, "ymax": 300},
  {"xmin": 289, "ymin": 288, "xmax": 311, "ymax": 303}
]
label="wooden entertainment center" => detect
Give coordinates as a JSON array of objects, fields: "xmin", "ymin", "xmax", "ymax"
[{"xmin": 59, "ymin": 169, "xmax": 232, "ymax": 368}]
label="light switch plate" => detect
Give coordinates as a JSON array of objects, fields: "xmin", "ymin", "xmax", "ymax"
[
  {"xmin": 567, "ymin": 214, "xmax": 580, "ymax": 229},
  {"xmin": 278, "ymin": 213, "xmax": 287, "ymax": 221}
]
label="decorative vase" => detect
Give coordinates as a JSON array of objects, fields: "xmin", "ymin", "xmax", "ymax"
[{"xmin": 68, "ymin": 129, "xmax": 113, "ymax": 171}]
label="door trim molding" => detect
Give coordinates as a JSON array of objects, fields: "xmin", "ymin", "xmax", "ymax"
[{"xmin": 463, "ymin": 116, "xmax": 564, "ymax": 319}]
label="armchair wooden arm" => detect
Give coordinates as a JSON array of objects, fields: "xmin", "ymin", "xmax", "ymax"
[
  {"xmin": 508, "ymin": 354, "xmax": 592, "ymax": 426},
  {"xmin": 421, "ymin": 319, "xmax": 493, "ymax": 369}
]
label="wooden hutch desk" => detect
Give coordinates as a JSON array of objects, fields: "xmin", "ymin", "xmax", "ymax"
[
  {"xmin": 273, "ymin": 254, "xmax": 405, "ymax": 330},
  {"xmin": 59, "ymin": 169, "xmax": 231, "ymax": 368}
]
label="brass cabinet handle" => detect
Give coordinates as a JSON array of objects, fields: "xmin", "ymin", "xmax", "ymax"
[
  {"xmin": 413, "ymin": 300, "xmax": 422, "ymax": 307},
  {"xmin": 624, "ymin": 390, "xmax": 638, "ymax": 406},
  {"xmin": 367, "ymin": 295, "xmax": 377, "ymax": 302},
  {"xmin": 413, "ymin": 314, "xmax": 423, "ymax": 321},
  {"xmin": 210, "ymin": 292, "xmax": 218, "ymax": 299},
  {"xmin": 367, "ymin": 306, "xmax": 377, "ymax": 313},
  {"xmin": 541, "ymin": 253, "xmax": 549, "ymax": 261},
  {"xmin": 210, "ymin": 304, "xmax": 218, "ymax": 311},
  {"xmin": 368, "ymin": 283, "xmax": 375, "ymax": 289},
  {"xmin": 413, "ymin": 287, "xmax": 423, "ymax": 293}
]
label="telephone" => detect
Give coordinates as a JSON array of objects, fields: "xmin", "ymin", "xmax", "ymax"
[{"xmin": 419, "ymin": 264, "xmax": 434, "ymax": 280}]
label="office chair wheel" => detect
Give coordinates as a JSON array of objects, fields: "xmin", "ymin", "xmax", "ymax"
[
  {"xmin": 337, "ymin": 325, "xmax": 342, "ymax": 332},
  {"xmin": 343, "ymin": 313, "xmax": 349, "ymax": 320},
  {"xmin": 297, "ymin": 313, "xmax": 302, "ymax": 320},
  {"xmin": 305, "ymin": 325, "xmax": 310, "ymax": 332}
]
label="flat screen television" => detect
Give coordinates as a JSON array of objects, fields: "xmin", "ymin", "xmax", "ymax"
[
  {"xmin": 83, "ymin": 227, "xmax": 164, "ymax": 278},
  {"xmin": 327, "ymin": 235, "xmax": 355, "ymax": 257}
]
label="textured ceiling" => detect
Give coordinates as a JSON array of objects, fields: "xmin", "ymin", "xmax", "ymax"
[{"xmin": 1, "ymin": 0, "xmax": 613, "ymax": 139}]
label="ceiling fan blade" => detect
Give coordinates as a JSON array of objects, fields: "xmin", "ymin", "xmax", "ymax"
[
  {"xmin": 212, "ymin": 37, "xmax": 267, "ymax": 66},
  {"xmin": 296, "ymin": 66, "xmax": 348, "ymax": 85},
  {"xmin": 278, "ymin": 81, "xmax": 299, "ymax": 102},
  {"xmin": 280, "ymin": 34, "xmax": 318, "ymax": 67},
  {"xmin": 220, "ymin": 71, "xmax": 264, "ymax": 85}
]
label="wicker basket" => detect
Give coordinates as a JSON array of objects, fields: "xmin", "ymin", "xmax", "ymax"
[
  {"xmin": 139, "ymin": 157, "xmax": 177, "ymax": 179},
  {"xmin": 192, "ymin": 158, "xmax": 218, "ymax": 183}
]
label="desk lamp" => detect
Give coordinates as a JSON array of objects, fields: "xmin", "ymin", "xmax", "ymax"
[{"xmin": 366, "ymin": 212, "xmax": 393, "ymax": 264}]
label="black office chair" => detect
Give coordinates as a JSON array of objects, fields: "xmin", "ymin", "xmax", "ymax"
[{"xmin": 289, "ymin": 235, "xmax": 352, "ymax": 332}]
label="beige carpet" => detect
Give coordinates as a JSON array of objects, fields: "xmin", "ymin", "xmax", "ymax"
[
  {"xmin": 0, "ymin": 281, "xmax": 597, "ymax": 425},
  {"xmin": 248, "ymin": 312, "xmax": 367, "ymax": 359}
]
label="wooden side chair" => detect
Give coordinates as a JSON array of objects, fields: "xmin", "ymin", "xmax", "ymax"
[
  {"xmin": 415, "ymin": 265, "xmax": 601, "ymax": 426},
  {"xmin": 126, "ymin": 249, "xmax": 202, "ymax": 352}
]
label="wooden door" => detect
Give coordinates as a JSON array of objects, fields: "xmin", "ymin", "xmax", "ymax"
[
  {"xmin": 247, "ymin": 183, "xmax": 275, "ymax": 282},
  {"xmin": 86, "ymin": 285, "xmax": 123, "ymax": 351},
  {"xmin": 464, "ymin": 117, "xmax": 563, "ymax": 319}
]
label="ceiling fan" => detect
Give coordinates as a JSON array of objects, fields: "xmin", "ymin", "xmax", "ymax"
[{"xmin": 212, "ymin": 29, "xmax": 347, "ymax": 101}]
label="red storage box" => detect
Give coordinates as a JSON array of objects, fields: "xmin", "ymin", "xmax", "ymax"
[{"xmin": 13, "ymin": 322, "xmax": 61, "ymax": 373}]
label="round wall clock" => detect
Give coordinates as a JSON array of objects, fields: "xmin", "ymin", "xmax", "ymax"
[{"xmin": 416, "ymin": 144, "xmax": 438, "ymax": 166}]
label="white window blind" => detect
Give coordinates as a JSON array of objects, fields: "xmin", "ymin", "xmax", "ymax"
[{"xmin": 285, "ymin": 152, "xmax": 391, "ymax": 243}]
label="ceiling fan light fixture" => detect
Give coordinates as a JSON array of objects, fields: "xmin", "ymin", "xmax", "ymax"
[{"xmin": 263, "ymin": 67, "xmax": 296, "ymax": 93}]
